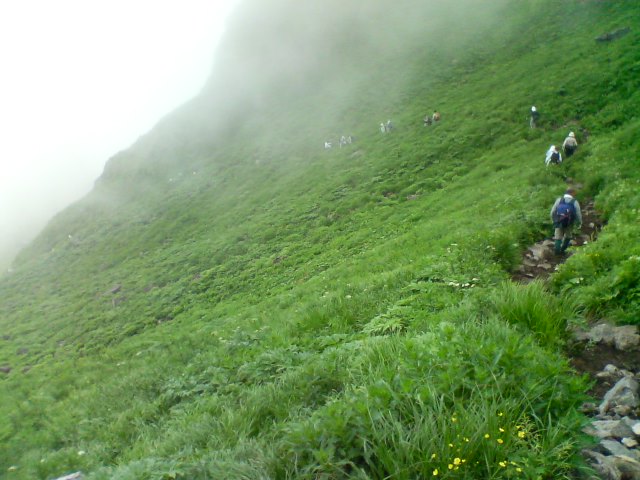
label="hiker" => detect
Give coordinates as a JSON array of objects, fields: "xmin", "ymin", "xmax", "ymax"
[
  {"xmin": 432, "ymin": 110, "xmax": 441, "ymax": 122},
  {"xmin": 380, "ymin": 122, "xmax": 386, "ymax": 133},
  {"xmin": 530, "ymin": 106, "xmax": 539, "ymax": 128},
  {"xmin": 386, "ymin": 119, "xmax": 394, "ymax": 132},
  {"xmin": 324, "ymin": 141, "xmax": 332, "ymax": 149},
  {"xmin": 562, "ymin": 131, "xmax": 578, "ymax": 157},
  {"xmin": 423, "ymin": 115, "xmax": 432, "ymax": 127},
  {"xmin": 550, "ymin": 188, "xmax": 582, "ymax": 254},
  {"xmin": 339, "ymin": 135, "xmax": 347, "ymax": 148},
  {"xmin": 544, "ymin": 145, "xmax": 562, "ymax": 166}
]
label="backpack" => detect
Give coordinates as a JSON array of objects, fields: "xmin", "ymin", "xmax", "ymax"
[
  {"xmin": 555, "ymin": 198, "xmax": 576, "ymax": 227},
  {"xmin": 550, "ymin": 151, "xmax": 561, "ymax": 164}
]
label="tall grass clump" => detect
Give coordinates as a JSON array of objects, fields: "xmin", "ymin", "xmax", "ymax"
[
  {"xmin": 274, "ymin": 318, "xmax": 589, "ymax": 479},
  {"xmin": 491, "ymin": 281, "xmax": 576, "ymax": 346}
]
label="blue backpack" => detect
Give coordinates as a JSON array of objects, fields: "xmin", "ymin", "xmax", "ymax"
[{"xmin": 555, "ymin": 198, "xmax": 576, "ymax": 227}]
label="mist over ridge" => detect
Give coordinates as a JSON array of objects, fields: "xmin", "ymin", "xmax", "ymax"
[
  {"xmin": 7, "ymin": 0, "xmax": 517, "ymax": 269},
  {"xmin": 97, "ymin": 0, "xmax": 512, "ymax": 184}
]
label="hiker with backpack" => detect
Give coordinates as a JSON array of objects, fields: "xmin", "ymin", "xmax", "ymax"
[
  {"xmin": 530, "ymin": 106, "xmax": 539, "ymax": 128},
  {"xmin": 550, "ymin": 188, "xmax": 582, "ymax": 254},
  {"xmin": 562, "ymin": 131, "xmax": 578, "ymax": 157},
  {"xmin": 545, "ymin": 145, "xmax": 562, "ymax": 166}
]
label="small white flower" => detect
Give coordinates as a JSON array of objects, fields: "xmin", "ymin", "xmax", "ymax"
[
  {"xmin": 78, "ymin": 450, "xmax": 86, "ymax": 456},
  {"xmin": 345, "ymin": 295, "xmax": 352, "ymax": 299}
]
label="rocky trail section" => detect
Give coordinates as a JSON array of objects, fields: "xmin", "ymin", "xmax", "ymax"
[
  {"xmin": 512, "ymin": 199, "xmax": 603, "ymax": 283},
  {"xmin": 572, "ymin": 323, "xmax": 640, "ymax": 480},
  {"xmin": 511, "ymin": 199, "xmax": 640, "ymax": 478}
]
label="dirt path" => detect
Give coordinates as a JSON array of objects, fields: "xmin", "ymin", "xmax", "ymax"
[
  {"xmin": 511, "ymin": 198, "xmax": 639, "ymax": 397},
  {"xmin": 512, "ymin": 199, "xmax": 604, "ymax": 283}
]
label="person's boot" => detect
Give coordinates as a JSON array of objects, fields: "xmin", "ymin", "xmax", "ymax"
[
  {"xmin": 560, "ymin": 238, "xmax": 571, "ymax": 253},
  {"xmin": 554, "ymin": 239, "xmax": 563, "ymax": 255}
]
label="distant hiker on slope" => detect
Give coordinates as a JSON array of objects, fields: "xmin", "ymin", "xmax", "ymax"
[
  {"xmin": 423, "ymin": 114, "xmax": 432, "ymax": 126},
  {"xmin": 530, "ymin": 106, "xmax": 539, "ymax": 128},
  {"xmin": 324, "ymin": 141, "xmax": 332, "ymax": 149},
  {"xmin": 562, "ymin": 131, "xmax": 578, "ymax": 158},
  {"xmin": 550, "ymin": 188, "xmax": 582, "ymax": 255},
  {"xmin": 380, "ymin": 122, "xmax": 386, "ymax": 133},
  {"xmin": 545, "ymin": 145, "xmax": 562, "ymax": 166},
  {"xmin": 386, "ymin": 119, "xmax": 394, "ymax": 132},
  {"xmin": 432, "ymin": 110, "xmax": 441, "ymax": 122}
]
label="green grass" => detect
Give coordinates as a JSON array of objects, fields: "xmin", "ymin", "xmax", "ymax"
[{"xmin": 1, "ymin": 0, "xmax": 639, "ymax": 478}]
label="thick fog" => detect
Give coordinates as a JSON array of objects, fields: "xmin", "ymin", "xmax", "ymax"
[
  {"xmin": 0, "ymin": 0, "xmax": 513, "ymax": 270},
  {"xmin": 0, "ymin": 0, "xmax": 238, "ymax": 269}
]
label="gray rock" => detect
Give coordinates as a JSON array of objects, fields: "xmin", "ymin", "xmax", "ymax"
[
  {"xmin": 583, "ymin": 449, "xmax": 623, "ymax": 480},
  {"xmin": 582, "ymin": 323, "xmax": 640, "ymax": 351},
  {"xmin": 600, "ymin": 439, "xmax": 640, "ymax": 461},
  {"xmin": 596, "ymin": 27, "xmax": 631, "ymax": 43},
  {"xmin": 613, "ymin": 456, "xmax": 640, "ymax": 480},
  {"xmin": 613, "ymin": 405, "xmax": 634, "ymax": 417},
  {"xmin": 528, "ymin": 243, "xmax": 551, "ymax": 261},
  {"xmin": 600, "ymin": 376, "xmax": 640, "ymax": 415},
  {"xmin": 613, "ymin": 325, "xmax": 640, "ymax": 351},
  {"xmin": 622, "ymin": 437, "xmax": 639, "ymax": 448},
  {"xmin": 585, "ymin": 420, "xmax": 634, "ymax": 439},
  {"xmin": 589, "ymin": 323, "xmax": 617, "ymax": 345},
  {"xmin": 631, "ymin": 422, "xmax": 640, "ymax": 436},
  {"xmin": 0, "ymin": 365, "xmax": 11, "ymax": 374},
  {"xmin": 53, "ymin": 473, "xmax": 83, "ymax": 480},
  {"xmin": 580, "ymin": 402, "xmax": 599, "ymax": 414}
]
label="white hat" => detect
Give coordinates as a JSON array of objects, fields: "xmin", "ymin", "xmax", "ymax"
[
  {"xmin": 531, "ymin": 106, "xmax": 536, "ymax": 112},
  {"xmin": 569, "ymin": 131, "xmax": 575, "ymax": 137}
]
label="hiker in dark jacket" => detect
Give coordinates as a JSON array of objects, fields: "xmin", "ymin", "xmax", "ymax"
[
  {"xmin": 530, "ymin": 106, "xmax": 539, "ymax": 128},
  {"xmin": 550, "ymin": 188, "xmax": 582, "ymax": 254},
  {"xmin": 562, "ymin": 131, "xmax": 578, "ymax": 157}
]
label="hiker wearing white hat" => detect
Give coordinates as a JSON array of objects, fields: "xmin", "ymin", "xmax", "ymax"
[
  {"xmin": 530, "ymin": 106, "xmax": 539, "ymax": 128},
  {"xmin": 562, "ymin": 131, "xmax": 578, "ymax": 157}
]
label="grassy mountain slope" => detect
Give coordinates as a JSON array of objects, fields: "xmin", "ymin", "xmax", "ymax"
[{"xmin": 1, "ymin": 1, "xmax": 639, "ymax": 478}]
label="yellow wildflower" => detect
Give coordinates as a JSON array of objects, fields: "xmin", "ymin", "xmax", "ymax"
[
  {"xmin": 498, "ymin": 412, "xmax": 504, "ymax": 417},
  {"xmin": 448, "ymin": 464, "xmax": 454, "ymax": 470},
  {"xmin": 497, "ymin": 438, "xmax": 504, "ymax": 444},
  {"xmin": 451, "ymin": 416, "xmax": 457, "ymax": 422},
  {"xmin": 518, "ymin": 431, "xmax": 526, "ymax": 438},
  {"xmin": 453, "ymin": 458, "xmax": 461, "ymax": 465},
  {"xmin": 516, "ymin": 467, "xmax": 522, "ymax": 473},
  {"xmin": 433, "ymin": 469, "xmax": 439, "ymax": 476},
  {"xmin": 499, "ymin": 427, "xmax": 505, "ymax": 433},
  {"xmin": 431, "ymin": 453, "xmax": 437, "ymax": 459},
  {"xmin": 499, "ymin": 461, "xmax": 507, "ymax": 468},
  {"xmin": 484, "ymin": 434, "xmax": 490, "ymax": 439}
]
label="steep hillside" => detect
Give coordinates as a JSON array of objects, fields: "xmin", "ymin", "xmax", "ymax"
[{"xmin": 1, "ymin": 1, "xmax": 639, "ymax": 478}]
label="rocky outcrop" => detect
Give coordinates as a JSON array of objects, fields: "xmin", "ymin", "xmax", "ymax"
[
  {"xmin": 580, "ymin": 363, "xmax": 640, "ymax": 479},
  {"xmin": 574, "ymin": 323, "xmax": 640, "ymax": 351},
  {"xmin": 596, "ymin": 27, "xmax": 631, "ymax": 43},
  {"xmin": 53, "ymin": 472, "xmax": 83, "ymax": 480}
]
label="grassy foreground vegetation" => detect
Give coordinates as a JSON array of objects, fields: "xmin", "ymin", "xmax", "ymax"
[{"xmin": 1, "ymin": 1, "xmax": 639, "ymax": 478}]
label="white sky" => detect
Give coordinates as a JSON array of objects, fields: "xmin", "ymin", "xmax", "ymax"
[{"xmin": 0, "ymin": 0, "xmax": 238, "ymax": 266}]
